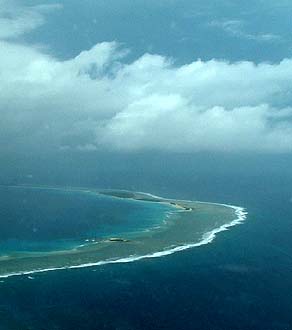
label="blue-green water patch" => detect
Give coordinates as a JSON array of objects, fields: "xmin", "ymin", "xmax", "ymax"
[{"xmin": 0, "ymin": 186, "xmax": 173, "ymax": 254}]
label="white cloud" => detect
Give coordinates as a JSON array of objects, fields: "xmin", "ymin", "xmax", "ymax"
[
  {"xmin": 208, "ymin": 19, "xmax": 281, "ymax": 43},
  {"xmin": 0, "ymin": 0, "xmax": 62, "ymax": 39},
  {"xmin": 1, "ymin": 4, "xmax": 292, "ymax": 154}
]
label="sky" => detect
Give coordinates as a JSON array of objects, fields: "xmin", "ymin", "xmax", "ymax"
[{"xmin": 1, "ymin": 0, "xmax": 292, "ymax": 156}]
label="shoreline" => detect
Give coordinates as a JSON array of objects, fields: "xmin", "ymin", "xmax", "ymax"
[{"xmin": 0, "ymin": 186, "xmax": 248, "ymax": 280}]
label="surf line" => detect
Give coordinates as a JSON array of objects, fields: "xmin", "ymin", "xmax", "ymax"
[{"xmin": 0, "ymin": 203, "xmax": 247, "ymax": 280}]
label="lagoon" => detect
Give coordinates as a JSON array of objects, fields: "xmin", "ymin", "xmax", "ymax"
[{"xmin": 0, "ymin": 186, "xmax": 246, "ymax": 278}]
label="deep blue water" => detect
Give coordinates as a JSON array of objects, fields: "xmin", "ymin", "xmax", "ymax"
[
  {"xmin": 0, "ymin": 187, "xmax": 172, "ymax": 253},
  {"xmin": 0, "ymin": 155, "xmax": 292, "ymax": 330}
]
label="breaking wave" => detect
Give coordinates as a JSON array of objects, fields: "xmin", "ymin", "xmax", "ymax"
[{"xmin": 0, "ymin": 201, "xmax": 247, "ymax": 280}]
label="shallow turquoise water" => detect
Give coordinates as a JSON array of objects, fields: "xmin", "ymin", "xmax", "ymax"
[
  {"xmin": 0, "ymin": 186, "xmax": 173, "ymax": 254},
  {"xmin": 1, "ymin": 164, "xmax": 292, "ymax": 330}
]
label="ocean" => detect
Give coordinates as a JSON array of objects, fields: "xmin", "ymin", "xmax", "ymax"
[
  {"xmin": 0, "ymin": 154, "xmax": 291, "ymax": 330},
  {"xmin": 0, "ymin": 186, "xmax": 173, "ymax": 254}
]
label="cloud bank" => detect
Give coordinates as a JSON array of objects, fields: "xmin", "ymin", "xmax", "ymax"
[{"xmin": 1, "ymin": 3, "xmax": 292, "ymax": 153}]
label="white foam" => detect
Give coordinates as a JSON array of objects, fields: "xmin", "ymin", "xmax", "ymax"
[
  {"xmin": 0, "ymin": 203, "xmax": 247, "ymax": 280},
  {"xmin": 136, "ymin": 191, "xmax": 163, "ymax": 200}
]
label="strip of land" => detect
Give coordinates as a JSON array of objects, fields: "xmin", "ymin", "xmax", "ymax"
[{"xmin": 0, "ymin": 187, "xmax": 239, "ymax": 279}]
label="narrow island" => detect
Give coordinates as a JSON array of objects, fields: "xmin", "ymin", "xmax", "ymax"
[{"xmin": 0, "ymin": 186, "xmax": 247, "ymax": 279}]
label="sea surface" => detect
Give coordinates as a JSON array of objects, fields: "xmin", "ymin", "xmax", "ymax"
[
  {"xmin": 0, "ymin": 162, "xmax": 292, "ymax": 330},
  {"xmin": 0, "ymin": 186, "xmax": 242, "ymax": 279},
  {"xmin": 0, "ymin": 186, "xmax": 173, "ymax": 254}
]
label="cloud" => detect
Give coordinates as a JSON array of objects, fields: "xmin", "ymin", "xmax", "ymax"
[
  {"xmin": 1, "ymin": 4, "xmax": 292, "ymax": 154},
  {"xmin": 208, "ymin": 19, "xmax": 281, "ymax": 43},
  {"xmin": 0, "ymin": 0, "xmax": 62, "ymax": 39}
]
